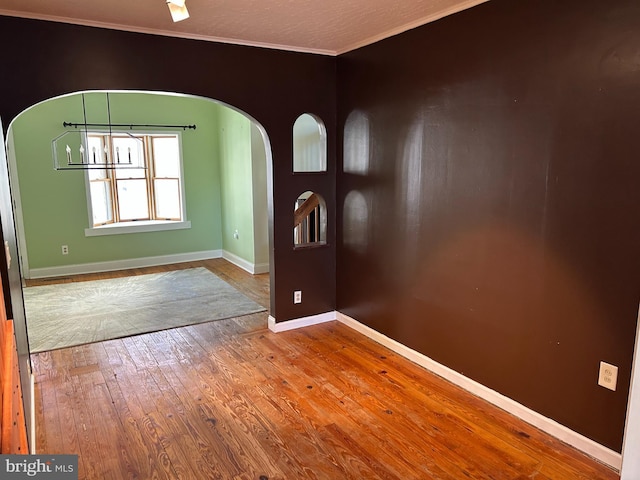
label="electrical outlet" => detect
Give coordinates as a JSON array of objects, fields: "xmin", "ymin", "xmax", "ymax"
[
  {"xmin": 598, "ymin": 361, "xmax": 618, "ymax": 391},
  {"xmin": 61, "ymin": 245, "xmax": 69, "ymax": 255},
  {"xmin": 233, "ymin": 229, "xmax": 239, "ymax": 240},
  {"xmin": 293, "ymin": 290, "xmax": 302, "ymax": 304}
]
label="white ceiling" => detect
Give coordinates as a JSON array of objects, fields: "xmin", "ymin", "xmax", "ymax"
[{"xmin": 0, "ymin": 0, "xmax": 489, "ymax": 56}]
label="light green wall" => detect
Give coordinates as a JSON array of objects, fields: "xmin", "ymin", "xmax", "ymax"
[
  {"xmin": 218, "ymin": 107, "xmax": 256, "ymax": 263},
  {"xmin": 251, "ymin": 124, "xmax": 269, "ymax": 266},
  {"xmin": 10, "ymin": 92, "xmax": 224, "ymax": 271}
]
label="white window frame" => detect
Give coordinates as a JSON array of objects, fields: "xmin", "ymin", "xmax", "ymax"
[{"xmin": 83, "ymin": 130, "xmax": 190, "ymax": 237}]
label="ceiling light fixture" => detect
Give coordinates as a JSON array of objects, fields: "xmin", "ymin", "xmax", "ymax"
[{"xmin": 167, "ymin": 0, "xmax": 189, "ymax": 22}]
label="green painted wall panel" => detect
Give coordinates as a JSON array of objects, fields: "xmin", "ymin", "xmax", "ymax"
[
  {"xmin": 251, "ymin": 124, "xmax": 269, "ymax": 267},
  {"xmin": 218, "ymin": 107, "xmax": 256, "ymax": 263}
]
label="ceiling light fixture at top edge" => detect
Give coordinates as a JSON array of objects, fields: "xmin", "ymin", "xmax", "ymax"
[{"xmin": 167, "ymin": 0, "xmax": 189, "ymax": 22}]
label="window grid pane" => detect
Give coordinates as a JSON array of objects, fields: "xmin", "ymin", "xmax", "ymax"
[
  {"xmin": 90, "ymin": 180, "xmax": 113, "ymax": 225},
  {"xmin": 154, "ymin": 179, "xmax": 181, "ymax": 220},
  {"xmin": 152, "ymin": 137, "xmax": 181, "ymax": 178},
  {"xmin": 113, "ymin": 136, "xmax": 145, "ymax": 177},
  {"xmin": 116, "ymin": 179, "xmax": 150, "ymax": 221},
  {"xmin": 87, "ymin": 136, "xmax": 108, "ymax": 176}
]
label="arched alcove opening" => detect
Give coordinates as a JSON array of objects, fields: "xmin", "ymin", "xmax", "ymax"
[
  {"xmin": 294, "ymin": 190, "xmax": 327, "ymax": 247},
  {"xmin": 293, "ymin": 113, "xmax": 327, "ymax": 173}
]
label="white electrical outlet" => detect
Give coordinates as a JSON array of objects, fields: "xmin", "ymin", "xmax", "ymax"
[
  {"xmin": 293, "ymin": 290, "xmax": 302, "ymax": 304},
  {"xmin": 598, "ymin": 361, "xmax": 618, "ymax": 391},
  {"xmin": 61, "ymin": 245, "xmax": 69, "ymax": 255},
  {"xmin": 233, "ymin": 229, "xmax": 239, "ymax": 239}
]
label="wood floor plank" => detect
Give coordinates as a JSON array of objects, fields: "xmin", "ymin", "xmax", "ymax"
[
  {"xmin": 67, "ymin": 374, "xmax": 103, "ymax": 480},
  {"xmin": 92, "ymin": 343, "xmax": 146, "ymax": 480},
  {"xmin": 52, "ymin": 371, "xmax": 82, "ymax": 464},
  {"xmin": 325, "ymin": 322, "xmax": 612, "ymax": 479},
  {"xmin": 180, "ymin": 326, "xmax": 341, "ymax": 479},
  {"xmin": 143, "ymin": 328, "xmax": 266, "ymax": 477},
  {"xmin": 262, "ymin": 328, "xmax": 492, "ymax": 477},
  {"xmin": 38, "ymin": 372, "xmax": 63, "ymax": 455},
  {"xmin": 29, "ymin": 259, "xmax": 619, "ymax": 480},
  {"xmin": 290, "ymin": 325, "xmax": 543, "ymax": 478},
  {"xmin": 32, "ymin": 383, "xmax": 48, "ymax": 454},
  {"xmin": 254, "ymin": 362, "xmax": 429, "ymax": 479},
  {"xmin": 104, "ymin": 342, "xmax": 179, "ymax": 479},
  {"xmin": 78, "ymin": 371, "xmax": 123, "ymax": 480},
  {"xmin": 144, "ymin": 410, "xmax": 203, "ymax": 480},
  {"xmin": 130, "ymin": 334, "xmax": 234, "ymax": 479},
  {"xmin": 163, "ymin": 334, "xmax": 287, "ymax": 478}
]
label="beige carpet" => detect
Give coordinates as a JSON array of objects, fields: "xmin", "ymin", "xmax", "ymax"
[{"xmin": 24, "ymin": 267, "xmax": 266, "ymax": 353}]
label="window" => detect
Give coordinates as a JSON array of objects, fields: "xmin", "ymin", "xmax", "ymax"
[{"xmin": 85, "ymin": 132, "xmax": 187, "ymax": 234}]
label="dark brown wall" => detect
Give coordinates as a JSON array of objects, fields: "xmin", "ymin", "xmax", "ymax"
[
  {"xmin": 0, "ymin": 15, "xmax": 336, "ymax": 323},
  {"xmin": 336, "ymin": 0, "xmax": 640, "ymax": 451}
]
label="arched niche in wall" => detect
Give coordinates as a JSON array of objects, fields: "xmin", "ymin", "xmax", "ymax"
[
  {"xmin": 294, "ymin": 191, "xmax": 327, "ymax": 247},
  {"xmin": 293, "ymin": 113, "xmax": 327, "ymax": 172}
]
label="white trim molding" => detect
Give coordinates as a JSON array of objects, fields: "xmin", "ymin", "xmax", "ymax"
[
  {"xmin": 0, "ymin": 9, "xmax": 335, "ymax": 56},
  {"xmin": 253, "ymin": 262, "xmax": 270, "ymax": 275},
  {"xmin": 335, "ymin": 0, "xmax": 490, "ymax": 55},
  {"xmin": 223, "ymin": 250, "xmax": 269, "ymax": 275},
  {"xmin": 27, "ymin": 249, "xmax": 222, "ymax": 279},
  {"xmin": 335, "ymin": 312, "xmax": 621, "ymax": 471},
  {"xmin": 620, "ymin": 303, "xmax": 640, "ymax": 479},
  {"xmin": 268, "ymin": 311, "xmax": 336, "ymax": 333},
  {"xmin": 84, "ymin": 220, "xmax": 191, "ymax": 237}
]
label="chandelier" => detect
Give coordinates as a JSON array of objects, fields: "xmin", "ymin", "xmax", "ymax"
[{"xmin": 52, "ymin": 92, "xmax": 196, "ymax": 171}]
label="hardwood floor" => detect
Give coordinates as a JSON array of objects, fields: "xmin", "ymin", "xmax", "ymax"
[{"xmin": 31, "ymin": 259, "xmax": 619, "ymax": 479}]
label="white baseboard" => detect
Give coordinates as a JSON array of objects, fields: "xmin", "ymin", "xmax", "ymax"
[
  {"xmin": 253, "ymin": 262, "xmax": 270, "ymax": 274},
  {"xmin": 27, "ymin": 250, "xmax": 222, "ymax": 279},
  {"xmin": 223, "ymin": 250, "xmax": 269, "ymax": 275},
  {"xmin": 268, "ymin": 311, "xmax": 336, "ymax": 333},
  {"xmin": 336, "ymin": 312, "xmax": 621, "ymax": 471}
]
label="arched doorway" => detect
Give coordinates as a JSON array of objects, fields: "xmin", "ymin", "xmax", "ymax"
[
  {"xmin": 3, "ymin": 90, "xmax": 275, "ymax": 447},
  {"xmin": 7, "ymin": 90, "xmax": 273, "ymax": 282}
]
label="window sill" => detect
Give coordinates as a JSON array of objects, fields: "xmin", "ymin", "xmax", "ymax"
[
  {"xmin": 85, "ymin": 220, "xmax": 191, "ymax": 237},
  {"xmin": 294, "ymin": 241, "xmax": 328, "ymax": 250}
]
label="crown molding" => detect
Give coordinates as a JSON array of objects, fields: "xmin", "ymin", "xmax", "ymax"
[
  {"xmin": 335, "ymin": 0, "xmax": 490, "ymax": 55},
  {"xmin": 0, "ymin": 9, "xmax": 336, "ymax": 56}
]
